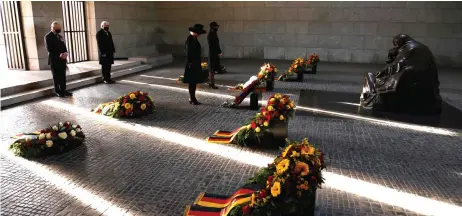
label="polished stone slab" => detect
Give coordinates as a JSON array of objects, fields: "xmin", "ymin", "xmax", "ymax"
[{"xmin": 298, "ymin": 90, "xmax": 462, "ymax": 130}]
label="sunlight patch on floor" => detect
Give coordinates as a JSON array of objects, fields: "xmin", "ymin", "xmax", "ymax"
[
  {"xmin": 33, "ymin": 99, "xmax": 462, "ymax": 216},
  {"xmin": 0, "ymin": 149, "xmax": 130, "ymax": 216},
  {"xmin": 296, "ymin": 106, "xmax": 459, "ymax": 136}
]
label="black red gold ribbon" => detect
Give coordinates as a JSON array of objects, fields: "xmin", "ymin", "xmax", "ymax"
[
  {"xmin": 184, "ymin": 185, "xmax": 263, "ymax": 216},
  {"xmin": 206, "ymin": 126, "xmax": 245, "ymax": 144}
]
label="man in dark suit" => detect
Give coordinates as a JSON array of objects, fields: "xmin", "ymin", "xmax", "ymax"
[
  {"xmin": 45, "ymin": 21, "xmax": 72, "ymax": 97},
  {"xmin": 96, "ymin": 21, "xmax": 116, "ymax": 84}
]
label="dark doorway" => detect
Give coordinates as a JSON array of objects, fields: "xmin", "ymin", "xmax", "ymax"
[
  {"xmin": 61, "ymin": 1, "xmax": 88, "ymax": 63},
  {"xmin": 0, "ymin": 1, "xmax": 26, "ymax": 70}
]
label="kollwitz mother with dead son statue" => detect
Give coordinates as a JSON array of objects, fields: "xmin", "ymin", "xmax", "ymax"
[{"xmin": 360, "ymin": 34, "xmax": 442, "ymax": 115}]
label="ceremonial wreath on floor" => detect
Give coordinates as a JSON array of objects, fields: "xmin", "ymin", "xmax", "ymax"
[
  {"xmin": 209, "ymin": 93, "xmax": 294, "ymax": 147},
  {"xmin": 93, "ymin": 90, "xmax": 155, "ymax": 118},
  {"xmin": 184, "ymin": 138, "xmax": 326, "ymax": 216},
  {"xmin": 8, "ymin": 121, "xmax": 85, "ymax": 158}
]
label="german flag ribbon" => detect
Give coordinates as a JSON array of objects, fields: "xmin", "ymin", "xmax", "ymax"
[
  {"xmin": 194, "ymin": 188, "xmax": 255, "ymax": 208},
  {"xmin": 184, "ymin": 184, "xmax": 263, "ymax": 216},
  {"xmin": 206, "ymin": 126, "xmax": 246, "ymax": 144},
  {"xmin": 185, "ymin": 196, "xmax": 251, "ymax": 216},
  {"xmin": 212, "ymin": 127, "xmax": 242, "ymax": 138},
  {"xmin": 11, "ymin": 132, "xmax": 40, "ymax": 139}
]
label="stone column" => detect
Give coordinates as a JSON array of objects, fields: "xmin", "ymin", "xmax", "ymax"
[
  {"xmin": 20, "ymin": 0, "xmax": 63, "ymax": 70},
  {"xmin": 85, "ymin": 1, "xmax": 98, "ymax": 61}
]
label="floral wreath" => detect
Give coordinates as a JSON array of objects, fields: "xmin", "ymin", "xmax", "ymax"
[
  {"xmin": 234, "ymin": 93, "xmax": 295, "ymax": 146},
  {"xmin": 93, "ymin": 91, "xmax": 155, "ymax": 118},
  {"xmin": 230, "ymin": 138, "xmax": 326, "ymax": 215}
]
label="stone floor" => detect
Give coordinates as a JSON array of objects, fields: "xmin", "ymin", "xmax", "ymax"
[{"xmin": 1, "ymin": 59, "xmax": 461, "ymax": 216}]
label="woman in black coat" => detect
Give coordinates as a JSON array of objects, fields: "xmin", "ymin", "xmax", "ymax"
[
  {"xmin": 207, "ymin": 22, "xmax": 222, "ymax": 89},
  {"xmin": 183, "ymin": 24, "xmax": 206, "ymax": 105}
]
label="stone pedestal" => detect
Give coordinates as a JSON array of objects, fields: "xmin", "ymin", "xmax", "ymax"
[
  {"xmin": 249, "ymin": 91, "xmax": 261, "ymax": 110},
  {"xmin": 296, "ymin": 71, "xmax": 304, "ymax": 82},
  {"xmin": 304, "ymin": 65, "xmax": 318, "ymax": 74}
]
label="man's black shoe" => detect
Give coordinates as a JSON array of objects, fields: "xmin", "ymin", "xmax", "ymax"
[
  {"xmin": 63, "ymin": 91, "xmax": 73, "ymax": 96},
  {"xmin": 104, "ymin": 79, "xmax": 116, "ymax": 84},
  {"xmin": 55, "ymin": 92, "xmax": 65, "ymax": 97}
]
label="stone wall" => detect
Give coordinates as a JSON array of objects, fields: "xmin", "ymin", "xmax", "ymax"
[
  {"xmin": 153, "ymin": 1, "xmax": 462, "ymax": 66},
  {"xmin": 88, "ymin": 1, "xmax": 159, "ymax": 60},
  {"xmin": 20, "ymin": 1, "xmax": 63, "ymax": 70}
]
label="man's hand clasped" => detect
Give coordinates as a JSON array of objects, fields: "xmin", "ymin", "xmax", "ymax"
[{"xmin": 59, "ymin": 52, "xmax": 68, "ymax": 59}]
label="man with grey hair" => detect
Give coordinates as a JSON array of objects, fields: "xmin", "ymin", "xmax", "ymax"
[
  {"xmin": 45, "ymin": 21, "xmax": 72, "ymax": 97},
  {"xmin": 96, "ymin": 21, "xmax": 116, "ymax": 84}
]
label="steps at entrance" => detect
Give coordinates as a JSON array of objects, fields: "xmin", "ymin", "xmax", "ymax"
[
  {"xmin": 1, "ymin": 61, "xmax": 140, "ymax": 97},
  {"xmin": 1, "ymin": 63, "xmax": 151, "ymax": 108},
  {"xmin": 128, "ymin": 54, "xmax": 173, "ymax": 66},
  {"xmin": 1, "ymin": 53, "xmax": 175, "ymax": 108}
]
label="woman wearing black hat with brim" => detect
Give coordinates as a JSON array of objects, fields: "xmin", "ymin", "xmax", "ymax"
[
  {"xmin": 207, "ymin": 21, "xmax": 222, "ymax": 89},
  {"xmin": 183, "ymin": 24, "xmax": 206, "ymax": 105}
]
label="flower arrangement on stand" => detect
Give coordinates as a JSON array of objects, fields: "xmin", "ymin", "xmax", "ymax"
[
  {"xmin": 233, "ymin": 93, "xmax": 295, "ymax": 147},
  {"xmin": 210, "ymin": 94, "xmax": 295, "ymax": 146},
  {"xmin": 230, "ymin": 139, "xmax": 326, "ymax": 216},
  {"xmin": 223, "ymin": 63, "xmax": 279, "ymax": 108},
  {"xmin": 278, "ymin": 57, "xmax": 305, "ymax": 81},
  {"xmin": 231, "ymin": 63, "xmax": 278, "ymax": 90},
  {"xmin": 304, "ymin": 53, "xmax": 320, "ymax": 74},
  {"xmin": 306, "ymin": 53, "xmax": 320, "ymax": 68},
  {"xmin": 178, "ymin": 62, "xmax": 209, "ymax": 82},
  {"xmin": 8, "ymin": 121, "xmax": 85, "ymax": 158},
  {"xmin": 184, "ymin": 138, "xmax": 326, "ymax": 216},
  {"xmin": 93, "ymin": 91, "xmax": 155, "ymax": 118}
]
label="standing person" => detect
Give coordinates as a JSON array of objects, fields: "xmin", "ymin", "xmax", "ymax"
[
  {"xmin": 207, "ymin": 22, "xmax": 222, "ymax": 89},
  {"xmin": 183, "ymin": 24, "xmax": 206, "ymax": 105},
  {"xmin": 96, "ymin": 21, "xmax": 116, "ymax": 84},
  {"xmin": 45, "ymin": 21, "xmax": 71, "ymax": 97}
]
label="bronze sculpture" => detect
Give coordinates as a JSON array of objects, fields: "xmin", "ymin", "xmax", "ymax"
[{"xmin": 360, "ymin": 34, "xmax": 442, "ymax": 114}]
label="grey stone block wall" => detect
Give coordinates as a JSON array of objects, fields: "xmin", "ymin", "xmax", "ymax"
[
  {"xmin": 153, "ymin": 1, "xmax": 462, "ymax": 67},
  {"xmin": 92, "ymin": 1, "xmax": 159, "ymax": 59}
]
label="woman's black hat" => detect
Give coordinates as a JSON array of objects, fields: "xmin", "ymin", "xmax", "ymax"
[
  {"xmin": 210, "ymin": 22, "xmax": 219, "ymax": 28},
  {"xmin": 189, "ymin": 24, "xmax": 206, "ymax": 34}
]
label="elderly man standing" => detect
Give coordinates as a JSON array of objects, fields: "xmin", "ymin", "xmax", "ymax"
[
  {"xmin": 45, "ymin": 21, "xmax": 71, "ymax": 97},
  {"xmin": 96, "ymin": 21, "xmax": 116, "ymax": 84}
]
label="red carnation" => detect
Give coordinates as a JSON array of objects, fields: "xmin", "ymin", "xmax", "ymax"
[
  {"xmin": 119, "ymin": 111, "xmax": 124, "ymax": 116},
  {"xmin": 25, "ymin": 141, "xmax": 31, "ymax": 147},
  {"xmin": 41, "ymin": 129, "xmax": 46, "ymax": 133},
  {"xmin": 278, "ymin": 104, "xmax": 284, "ymax": 110},
  {"xmin": 51, "ymin": 131, "xmax": 57, "ymax": 137},
  {"xmin": 267, "ymin": 175, "xmax": 274, "ymax": 183},
  {"xmin": 39, "ymin": 139, "xmax": 45, "ymax": 144},
  {"xmin": 123, "ymin": 99, "xmax": 128, "ymax": 104},
  {"xmin": 311, "ymin": 176, "xmax": 317, "ymax": 182},
  {"xmin": 242, "ymin": 205, "xmax": 250, "ymax": 214},
  {"xmin": 136, "ymin": 90, "xmax": 141, "ymax": 95},
  {"xmin": 259, "ymin": 190, "xmax": 267, "ymax": 199},
  {"xmin": 251, "ymin": 121, "xmax": 257, "ymax": 129},
  {"xmin": 139, "ymin": 95, "xmax": 145, "ymax": 101},
  {"xmin": 125, "ymin": 109, "xmax": 130, "ymax": 116}
]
